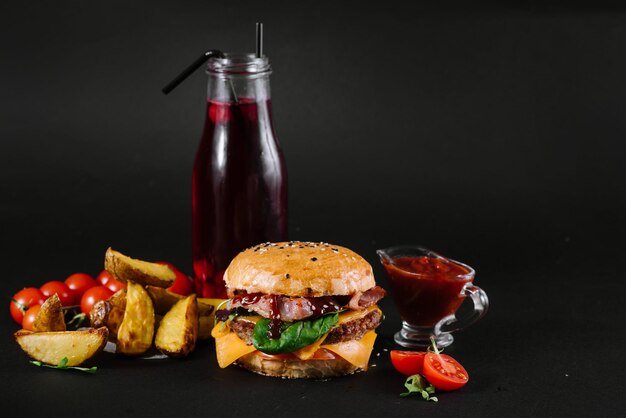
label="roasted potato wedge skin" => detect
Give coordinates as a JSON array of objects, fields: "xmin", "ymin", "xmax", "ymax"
[
  {"xmin": 90, "ymin": 288, "xmax": 126, "ymax": 337},
  {"xmin": 146, "ymin": 286, "xmax": 184, "ymax": 315},
  {"xmin": 14, "ymin": 327, "xmax": 108, "ymax": 366},
  {"xmin": 33, "ymin": 294, "xmax": 66, "ymax": 332},
  {"xmin": 155, "ymin": 295, "xmax": 198, "ymax": 357},
  {"xmin": 104, "ymin": 247, "xmax": 176, "ymax": 288},
  {"xmin": 89, "ymin": 301, "xmax": 111, "ymax": 330},
  {"xmin": 116, "ymin": 282, "xmax": 155, "ymax": 355},
  {"xmin": 146, "ymin": 286, "xmax": 222, "ymax": 340},
  {"xmin": 147, "ymin": 285, "xmax": 215, "ymax": 316}
]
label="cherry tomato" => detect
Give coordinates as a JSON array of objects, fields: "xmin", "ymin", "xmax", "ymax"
[
  {"xmin": 64, "ymin": 273, "xmax": 97, "ymax": 301},
  {"xmin": 80, "ymin": 286, "xmax": 113, "ymax": 315},
  {"xmin": 96, "ymin": 270, "xmax": 114, "ymax": 286},
  {"xmin": 390, "ymin": 350, "xmax": 426, "ymax": 376},
  {"xmin": 157, "ymin": 262, "xmax": 193, "ymax": 296},
  {"xmin": 423, "ymin": 353, "xmax": 469, "ymax": 391},
  {"xmin": 104, "ymin": 277, "xmax": 126, "ymax": 293},
  {"xmin": 10, "ymin": 287, "xmax": 46, "ymax": 325},
  {"xmin": 22, "ymin": 304, "xmax": 41, "ymax": 331},
  {"xmin": 40, "ymin": 281, "xmax": 75, "ymax": 306},
  {"xmin": 168, "ymin": 273, "xmax": 193, "ymax": 296}
]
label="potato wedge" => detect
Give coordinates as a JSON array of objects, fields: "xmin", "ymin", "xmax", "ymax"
[
  {"xmin": 198, "ymin": 316, "xmax": 213, "ymax": 340},
  {"xmin": 146, "ymin": 286, "xmax": 216, "ymax": 316},
  {"xmin": 116, "ymin": 282, "xmax": 155, "ymax": 355},
  {"xmin": 196, "ymin": 298, "xmax": 224, "ymax": 340},
  {"xmin": 146, "ymin": 285, "xmax": 186, "ymax": 315},
  {"xmin": 155, "ymin": 295, "xmax": 198, "ymax": 357},
  {"xmin": 33, "ymin": 294, "xmax": 66, "ymax": 332},
  {"xmin": 14, "ymin": 327, "xmax": 108, "ymax": 366},
  {"xmin": 104, "ymin": 247, "xmax": 176, "ymax": 288},
  {"xmin": 146, "ymin": 286, "xmax": 223, "ymax": 340},
  {"xmin": 90, "ymin": 288, "xmax": 127, "ymax": 337}
]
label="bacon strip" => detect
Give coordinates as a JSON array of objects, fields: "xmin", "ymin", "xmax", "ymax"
[
  {"xmin": 357, "ymin": 286, "xmax": 386, "ymax": 308},
  {"xmin": 229, "ymin": 286, "xmax": 385, "ymax": 322}
]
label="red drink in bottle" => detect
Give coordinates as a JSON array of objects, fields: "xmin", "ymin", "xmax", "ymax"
[{"xmin": 192, "ymin": 54, "xmax": 287, "ymax": 298}]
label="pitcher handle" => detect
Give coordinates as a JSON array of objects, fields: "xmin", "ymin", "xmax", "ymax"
[{"xmin": 439, "ymin": 283, "xmax": 489, "ymax": 334}]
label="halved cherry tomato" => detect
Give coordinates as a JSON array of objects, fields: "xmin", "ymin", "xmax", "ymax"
[
  {"xmin": 40, "ymin": 281, "xmax": 75, "ymax": 306},
  {"xmin": 10, "ymin": 287, "xmax": 46, "ymax": 325},
  {"xmin": 157, "ymin": 262, "xmax": 193, "ymax": 296},
  {"xmin": 423, "ymin": 352, "xmax": 469, "ymax": 391},
  {"xmin": 65, "ymin": 273, "xmax": 97, "ymax": 301},
  {"xmin": 390, "ymin": 350, "xmax": 426, "ymax": 376},
  {"xmin": 22, "ymin": 304, "xmax": 41, "ymax": 331},
  {"xmin": 80, "ymin": 286, "xmax": 113, "ymax": 315}
]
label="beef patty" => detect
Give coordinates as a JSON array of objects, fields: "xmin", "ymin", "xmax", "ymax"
[{"xmin": 229, "ymin": 309, "xmax": 382, "ymax": 347}]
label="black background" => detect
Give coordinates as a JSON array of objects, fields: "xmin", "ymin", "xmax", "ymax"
[{"xmin": 2, "ymin": 1, "xmax": 625, "ymax": 417}]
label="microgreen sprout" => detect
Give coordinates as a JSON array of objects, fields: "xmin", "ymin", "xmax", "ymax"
[
  {"xmin": 66, "ymin": 312, "xmax": 88, "ymax": 330},
  {"xmin": 400, "ymin": 374, "xmax": 438, "ymax": 402},
  {"xmin": 30, "ymin": 357, "xmax": 97, "ymax": 374}
]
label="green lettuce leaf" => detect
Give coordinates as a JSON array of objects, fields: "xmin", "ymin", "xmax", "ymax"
[{"xmin": 252, "ymin": 313, "xmax": 339, "ymax": 354}]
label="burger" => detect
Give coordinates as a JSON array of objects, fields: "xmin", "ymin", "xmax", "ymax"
[{"xmin": 211, "ymin": 241, "xmax": 385, "ymax": 378}]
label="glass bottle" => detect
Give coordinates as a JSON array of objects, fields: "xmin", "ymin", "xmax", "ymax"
[{"xmin": 192, "ymin": 53, "xmax": 288, "ymax": 298}]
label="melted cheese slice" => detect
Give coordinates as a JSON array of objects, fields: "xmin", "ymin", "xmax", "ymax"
[
  {"xmin": 320, "ymin": 330, "xmax": 377, "ymax": 370},
  {"xmin": 292, "ymin": 306, "xmax": 380, "ymax": 361},
  {"xmin": 337, "ymin": 305, "xmax": 381, "ymax": 323},
  {"xmin": 293, "ymin": 333, "xmax": 328, "ymax": 360},
  {"xmin": 212, "ymin": 305, "xmax": 381, "ymax": 369},
  {"xmin": 213, "ymin": 330, "xmax": 256, "ymax": 368}
]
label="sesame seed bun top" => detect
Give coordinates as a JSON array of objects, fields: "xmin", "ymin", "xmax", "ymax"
[{"xmin": 224, "ymin": 241, "xmax": 376, "ymax": 297}]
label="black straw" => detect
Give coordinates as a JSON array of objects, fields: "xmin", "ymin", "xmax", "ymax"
[
  {"xmin": 256, "ymin": 22, "xmax": 263, "ymax": 58},
  {"xmin": 162, "ymin": 49, "xmax": 225, "ymax": 95}
]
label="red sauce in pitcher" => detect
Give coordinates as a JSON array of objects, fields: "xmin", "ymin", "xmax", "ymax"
[{"xmin": 382, "ymin": 255, "xmax": 474, "ymax": 327}]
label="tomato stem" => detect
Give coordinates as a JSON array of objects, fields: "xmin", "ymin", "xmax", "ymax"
[
  {"xmin": 430, "ymin": 336, "xmax": 441, "ymax": 355},
  {"xmin": 11, "ymin": 297, "xmax": 28, "ymax": 314}
]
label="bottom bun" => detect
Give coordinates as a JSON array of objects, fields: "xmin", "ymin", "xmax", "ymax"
[{"xmin": 236, "ymin": 352, "xmax": 361, "ymax": 379}]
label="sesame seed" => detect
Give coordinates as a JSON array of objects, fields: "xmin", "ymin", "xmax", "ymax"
[{"xmin": 311, "ymin": 257, "xmax": 318, "ymax": 261}]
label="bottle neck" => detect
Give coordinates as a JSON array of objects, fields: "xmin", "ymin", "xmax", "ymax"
[
  {"xmin": 207, "ymin": 73, "xmax": 271, "ymax": 103},
  {"xmin": 206, "ymin": 53, "xmax": 272, "ymax": 103}
]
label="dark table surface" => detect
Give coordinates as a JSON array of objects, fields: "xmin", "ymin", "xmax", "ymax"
[{"xmin": 2, "ymin": 1, "xmax": 626, "ymax": 417}]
